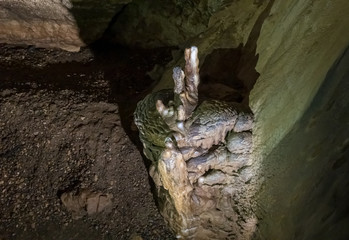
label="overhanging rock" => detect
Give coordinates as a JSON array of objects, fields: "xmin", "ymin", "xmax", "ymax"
[{"xmin": 0, "ymin": 0, "xmax": 131, "ymax": 51}]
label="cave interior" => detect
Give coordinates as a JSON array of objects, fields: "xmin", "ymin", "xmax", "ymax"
[{"xmin": 0, "ymin": 0, "xmax": 348, "ymax": 239}]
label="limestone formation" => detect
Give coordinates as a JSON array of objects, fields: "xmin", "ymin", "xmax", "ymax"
[
  {"xmin": 135, "ymin": 47, "xmax": 255, "ymax": 239},
  {"xmin": 0, "ymin": 0, "xmax": 131, "ymax": 51}
]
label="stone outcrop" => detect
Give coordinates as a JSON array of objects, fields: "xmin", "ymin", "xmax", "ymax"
[
  {"xmin": 135, "ymin": 47, "xmax": 255, "ymax": 239},
  {"xmin": 125, "ymin": 0, "xmax": 348, "ymax": 159},
  {"xmin": 0, "ymin": 0, "xmax": 131, "ymax": 51},
  {"xmin": 132, "ymin": 1, "xmax": 349, "ymax": 239}
]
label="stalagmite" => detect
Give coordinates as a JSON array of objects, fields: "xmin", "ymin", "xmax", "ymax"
[{"xmin": 135, "ymin": 46, "xmax": 255, "ymax": 239}]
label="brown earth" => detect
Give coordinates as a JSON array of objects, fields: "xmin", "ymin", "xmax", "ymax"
[{"xmin": 0, "ymin": 43, "xmax": 176, "ymax": 240}]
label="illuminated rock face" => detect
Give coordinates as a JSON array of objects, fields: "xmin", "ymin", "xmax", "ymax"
[
  {"xmin": 131, "ymin": 2, "xmax": 349, "ymax": 237},
  {"xmin": 135, "ymin": 47, "xmax": 256, "ymax": 239},
  {"xmin": 1, "ymin": 0, "xmax": 347, "ymax": 238},
  {"xmin": 0, "ymin": 0, "xmax": 131, "ymax": 51}
]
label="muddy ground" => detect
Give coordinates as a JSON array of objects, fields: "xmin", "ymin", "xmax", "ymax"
[{"xmin": 0, "ymin": 43, "xmax": 176, "ymax": 240}]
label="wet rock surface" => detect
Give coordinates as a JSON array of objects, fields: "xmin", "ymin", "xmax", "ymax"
[
  {"xmin": 0, "ymin": 44, "xmax": 175, "ymax": 240},
  {"xmin": 135, "ymin": 47, "xmax": 256, "ymax": 239}
]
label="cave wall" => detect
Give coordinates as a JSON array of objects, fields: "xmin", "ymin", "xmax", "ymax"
[
  {"xmin": 0, "ymin": 0, "xmax": 131, "ymax": 51},
  {"xmin": 250, "ymin": 0, "xmax": 349, "ymax": 159},
  {"xmin": 110, "ymin": 0, "xmax": 214, "ymax": 48},
  {"xmin": 111, "ymin": 0, "xmax": 266, "ymax": 50},
  {"xmin": 122, "ymin": 0, "xmax": 348, "ymax": 157},
  {"xmin": 249, "ymin": 1, "xmax": 349, "ymax": 238},
  {"xmin": 0, "ymin": 0, "xmax": 348, "ymax": 239},
  {"xmin": 120, "ymin": 0, "xmax": 349, "ymax": 238},
  {"xmin": 151, "ymin": 0, "xmax": 269, "ymax": 91},
  {"xmin": 256, "ymin": 46, "xmax": 349, "ymax": 240}
]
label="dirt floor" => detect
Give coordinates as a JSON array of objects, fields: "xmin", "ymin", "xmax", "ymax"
[{"xmin": 0, "ymin": 43, "xmax": 176, "ymax": 240}]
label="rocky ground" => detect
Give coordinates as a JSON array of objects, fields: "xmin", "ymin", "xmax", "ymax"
[{"xmin": 0, "ymin": 43, "xmax": 175, "ymax": 240}]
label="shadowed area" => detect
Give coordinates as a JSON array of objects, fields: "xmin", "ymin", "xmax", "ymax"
[
  {"xmin": 256, "ymin": 46, "xmax": 349, "ymax": 240},
  {"xmin": 0, "ymin": 0, "xmax": 348, "ymax": 239}
]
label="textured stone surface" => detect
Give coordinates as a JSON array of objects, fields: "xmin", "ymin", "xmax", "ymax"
[
  {"xmin": 135, "ymin": 47, "xmax": 255, "ymax": 239},
  {"xmin": 247, "ymin": 1, "xmax": 349, "ymax": 239},
  {"xmin": 1, "ymin": 0, "xmax": 348, "ymax": 238},
  {"xmin": 0, "ymin": 0, "xmax": 131, "ymax": 51},
  {"xmin": 150, "ymin": 0, "xmax": 268, "ymax": 91},
  {"xmin": 256, "ymin": 47, "xmax": 349, "ymax": 240},
  {"xmin": 250, "ymin": 0, "xmax": 349, "ymax": 158},
  {"xmin": 133, "ymin": 1, "xmax": 349, "ymax": 239},
  {"xmin": 111, "ymin": 0, "xmax": 214, "ymax": 48},
  {"xmin": 110, "ymin": 0, "xmax": 268, "ymax": 97},
  {"xmin": 111, "ymin": 0, "xmax": 265, "ymax": 50}
]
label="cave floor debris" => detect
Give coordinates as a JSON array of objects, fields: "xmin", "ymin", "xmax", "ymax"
[{"xmin": 0, "ymin": 43, "xmax": 175, "ymax": 240}]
